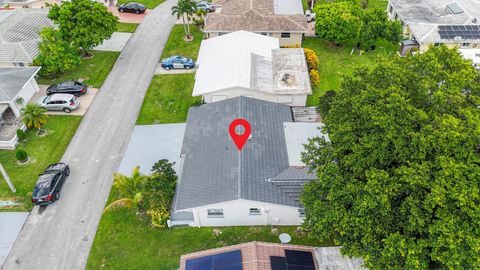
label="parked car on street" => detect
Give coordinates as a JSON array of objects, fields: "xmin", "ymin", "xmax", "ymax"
[
  {"xmin": 46, "ymin": 81, "xmax": 87, "ymax": 97},
  {"xmin": 161, "ymin": 55, "xmax": 195, "ymax": 70},
  {"xmin": 31, "ymin": 163, "xmax": 70, "ymax": 206},
  {"xmin": 197, "ymin": 1, "xmax": 215, "ymax": 12},
  {"xmin": 37, "ymin": 94, "xmax": 80, "ymax": 113},
  {"xmin": 118, "ymin": 2, "xmax": 146, "ymax": 14}
]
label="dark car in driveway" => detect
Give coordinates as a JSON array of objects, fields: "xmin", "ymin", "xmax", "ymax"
[
  {"xmin": 46, "ymin": 81, "xmax": 87, "ymax": 97},
  {"xmin": 118, "ymin": 2, "xmax": 146, "ymax": 14},
  {"xmin": 160, "ymin": 55, "xmax": 195, "ymax": 70},
  {"xmin": 31, "ymin": 163, "xmax": 70, "ymax": 206}
]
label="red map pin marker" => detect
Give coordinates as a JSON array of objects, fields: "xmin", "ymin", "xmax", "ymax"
[{"xmin": 229, "ymin": 118, "xmax": 251, "ymax": 151}]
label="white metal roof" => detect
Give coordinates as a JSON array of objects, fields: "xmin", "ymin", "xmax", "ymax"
[
  {"xmin": 283, "ymin": 122, "xmax": 326, "ymax": 166},
  {"xmin": 0, "ymin": 67, "xmax": 40, "ymax": 102},
  {"xmin": 459, "ymin": 49, "xmax": 480, "ymax": 64},
  {"xmin": 193, "ymin": 31, "xmax": 279, "ymax": 96},
  {"xmin": 273, "ymin": 0, "xmax": 304, "ymax": 15}
]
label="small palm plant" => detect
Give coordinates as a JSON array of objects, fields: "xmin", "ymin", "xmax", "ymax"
[
  {"xmin": 21, "ymin": 103, "xmax": 48, "ymax": 135},
  {"xmin": 172, "ymin": 0, "xmax": 197, "ymax": 40},
  {"xmin": 104, "ymin": 167, "xmax": 147, "ymax": 213}
]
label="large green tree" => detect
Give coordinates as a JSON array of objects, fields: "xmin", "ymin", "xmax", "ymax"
[
  {"xmin": 48, "ymin": 0, "xmax": 117, "ymax": 56},
  {"xmin": 302, "ymin": 46, "xmax": 480, "ymax": 269},
  {"xmin": 314, "ymin": 2, "xmax": 362, "ymax": 45},
  {"xmin": 33, "ymin": 28, "xmax": 80, "ymax": 78},
  {"xmin": 358, "ymin": 9, "xmax": 402, "ymax": 49}
]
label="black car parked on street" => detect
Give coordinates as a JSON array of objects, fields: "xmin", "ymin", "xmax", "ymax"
[
  {"xmin": 118, "ymin": 2, "xmax": 146, "ymax": 14},
  {"xmin": 46, "ymin": 81, "xmax": 88, "ymax": 97},
  {"xmin": 31, "ymin": 163, "xmax": 70, "ymax": 206}
]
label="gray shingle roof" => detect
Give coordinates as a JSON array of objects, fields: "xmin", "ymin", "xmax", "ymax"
[
  {"xmin": 0, "ymin": 8, "xmax": 52, "ymax": 64},
  {"xmin": 204, "ymin": 0, "xmax": 307, "ymax": 33},
  {"xmin": 173, "ymin": 96, "xmax": 314, "ymax": 211},
  {"xmin": 0, "ymin": 67, "xmax": 40, "ymax": 102}
]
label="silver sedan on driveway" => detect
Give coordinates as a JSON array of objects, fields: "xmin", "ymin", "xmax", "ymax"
[{"xmin": 37, "ymin": 94, "xmax": 80, "ymax": 113}]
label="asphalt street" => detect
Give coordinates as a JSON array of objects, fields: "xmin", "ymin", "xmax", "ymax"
[{"xmin": 2, "ymin": 1, "xmax": 177, "ymax": 269}]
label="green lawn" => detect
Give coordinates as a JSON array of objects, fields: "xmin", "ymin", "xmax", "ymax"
[
  {"xmin": 116, "ymin": 22, "xmax": 139, "ymax": 33},
  {"xmin": 0, "ymin": 116, "xmax": 82, "ymax": 211},
  {"xmin": 160, "ymin": 25, "xmax": 204, "ymax": 61},
  {"xmin": 137, "ymin": 74, "xmax": 201, "ymax": 125},
  {"xmin": 303, "ymin": 38, "xmax": 399, "ymax": 105},
  {"xmin": 37, "ymin": 51, "xmax": 120, "ymax": 88},
  {"xmin": 118, "ymin": 0, "xmax": 165, "ymax": 9},
  {"xmin": 87, "ymin": 208, "xmax": 332, "ymax": 269}
]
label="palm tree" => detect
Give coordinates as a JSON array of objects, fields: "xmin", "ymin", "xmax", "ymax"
[
  {"xmin": 104, "ymin": 167, "xmax": 147, "ymax": 213},
  {"xmin": 21, "ymin": 103, "xmax": 48, "ymax": 132},
  {"xmin": 172, "ymin": 0, "xmax": 197, "ymax": 39}
]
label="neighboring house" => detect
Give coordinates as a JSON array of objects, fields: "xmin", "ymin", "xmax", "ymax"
[
  {"xmin": 194, "ymin": 31, "xmax": 311, "ymax": 106},
  {"xmin": 204, "ymin": 0, "xmax": 307, "ymax": 47},
  {"xmin": 0, "ymin": 67, "xmax": 41, "ymax": 149},
  {"xmin": 2, "ymin": 0, "xmax": 114, "ymax": 8},
  {"xmin": 459, "ymin": 48, "xmax": 480, "ymax": 68},
  {"xmin": 179, "ymin": 241, "xmax": 364, "ymax": 270},
  {"xmin": 2, "ymin": 0, "xmax": 60, "ymax": 8},
  {"xmin": 387, "ymin": 0, "xmax": 480, "ymax": 51},
  {"xmin": 0, "ymin": 8, "xmax": 53, "ymax": 67},
  {"xmin": 169, "ymin": 96, "xmax": 326, "ymax": 227}
]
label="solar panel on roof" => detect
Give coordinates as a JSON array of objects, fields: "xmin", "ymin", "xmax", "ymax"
[
  {"xmin": 284, "ymin": 250, "xmax": 315, "ymax": 270},
  {"xmin": 185, "ymin": 250, "xmax": 242, "ymax": 270},
  {"xmin": 438, "ymin": 24, "xmax": 480, "ymax": 40},
  {"xmin": 213, "ymin": 250, "xmax": 242, "ymax": 269},
  {"xmin": 186, "ymin": 256, "xmax": 213, "ymax": 270},
  {"xmin": 271, "ymin": 256, "xmax": 288, "ymax": 270}
]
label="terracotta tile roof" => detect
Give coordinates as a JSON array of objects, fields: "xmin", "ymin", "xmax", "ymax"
[
  {"xmin": 204, "ymin": 0, "xmax": 307, "ymax": 33},
  {"xmin": 179, "ymin": 241, "xmax": 318, "ymax": 270}
]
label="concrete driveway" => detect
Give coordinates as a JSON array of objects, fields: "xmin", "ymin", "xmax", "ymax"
[
  {"xmin": 118, "ymin": 123, "xmax": 186, "ymax": 175},
  {"xmin": 30, "ymin": 85, "xmax": 98, "ymax": 116},
  {"xmin": 2, "ymin": 0, "xmax": 178, "ymax": 269},
  {"xmin": 0, "ymin": 213, "xmax": 28, "ymax": 267},
  {"xmin": 94, "ymin": 32, "xmax": 132, "ymax": 52},
  {"xmin": 108, "ymin": 6, "xmax": 150, "ymax": 23}
]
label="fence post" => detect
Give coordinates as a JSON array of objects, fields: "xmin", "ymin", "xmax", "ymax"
[{"xmin": 0, "ymin": 163, "xmax": 16, "ymax": 193}]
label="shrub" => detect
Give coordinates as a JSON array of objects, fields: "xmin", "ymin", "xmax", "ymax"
[
  {"xmin": 309, "ymin": 69, "xmax": 320, "ymax": 87},
  {"xmin": 147, "ymin": 208, "xmax": 170, "ymax": 228},
  {"xmin": 304, "ymin": 48, "xmax": 320, "ymax": 70},
  {"xmin": 317, "ymin": 90, "xmax": 337, "ymax": 119},
  {"xmin": 16, "ymin": 129, "xmax": 27, "ymax": 142},
  {"xmin": 16, "ymin": 149, "xmax": 28, "ymax": 162}
]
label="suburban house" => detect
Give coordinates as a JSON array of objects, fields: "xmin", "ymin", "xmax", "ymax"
[
  {"xmin": 204, "ymin": 0, "xmax": 307, "ymax": 47},
  {"xmin": 0, "ymin": 67, "xmax": 41, "ymax": 149},
  {"xmin": 1, "ymin": 0, "xmax": 58, "ymax": 8},
  {"xmin": 179, "ymin": 241, "xmax": 364, "ymax": 270},
  {"xmin": 169, "ymin": 96, "xmax": 325, "ymax": 227},
  {"xmin": 387, "ymin": 0, "xmax": 480, "ymax": 52},
  {"xmin": 0, "ymin": 8, "xmax": 53, "ymax": 67},
  {"xmin": 194, "ymin": 31, "xmax": 311, "ymax": 106}
]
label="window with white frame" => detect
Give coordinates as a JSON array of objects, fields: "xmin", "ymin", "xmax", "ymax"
[
  {"xmin": 207, "ymin": 209, "xmax": 224, "ymax": 218},
  {"xmin": 249, "ymin": 208, "xmax": 261, "ymax": 215}
]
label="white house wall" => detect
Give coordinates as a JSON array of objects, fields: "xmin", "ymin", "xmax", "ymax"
[
  {"xmin": 202, "ymin": 88, "xmax": 307, "ymax": 106},
  {"xmin": 10, "ymin": 78, "xmax": 40, "ymax": 117},
  {"xmin": 181, "ymin": 199, "xmax": 304, "ymax": 227}
]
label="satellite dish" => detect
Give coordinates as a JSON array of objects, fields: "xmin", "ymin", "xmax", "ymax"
[{"xmin": 279, "ymin": 233, "xmax": 291, "ymax": 244}]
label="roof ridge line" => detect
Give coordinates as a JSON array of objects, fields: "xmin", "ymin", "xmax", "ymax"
[{"xmin": 237, "ymin": 97, "xmax": 242, "ymax": 199}]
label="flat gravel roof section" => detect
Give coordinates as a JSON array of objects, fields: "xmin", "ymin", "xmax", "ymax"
[
  {"xmin": 118, "ymin": 124, "xmax": 186, "ymax": 175},
  {"xmin": 283, "ymin": 122, "xmax": 324, "ymax": 166},
  {"xmin": 0, "ymin": 212, "xmax": 29, "ymax": 266}
]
